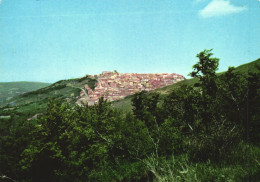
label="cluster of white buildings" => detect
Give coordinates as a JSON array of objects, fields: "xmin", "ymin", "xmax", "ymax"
[{"xmin": 77, "ymin": 70, "xmax": 185, "ymax": 105}]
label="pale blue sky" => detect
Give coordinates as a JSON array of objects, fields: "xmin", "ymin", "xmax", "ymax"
[{"xmin": 0, "ymin": 0, "xmax": 259, "ymax": 83}]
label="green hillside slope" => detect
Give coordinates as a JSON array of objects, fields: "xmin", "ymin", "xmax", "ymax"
[
  {"xmin": 157, "ymin": 58, "xmax": 260, "ymax": 94},
  {"xmin": 234, "ymin": 58, "xmax": 260, "ymax": 74},
  {"xmin": 0, "ymin": 76, "xmax": 96, "ymax": 116},
  {"xmin": 112, "ymin": 58, "xmax": 260, "ymax": 110},
  {"xmin": 0, "ymin": 82, "xmax": 51, "ymax": 105}
]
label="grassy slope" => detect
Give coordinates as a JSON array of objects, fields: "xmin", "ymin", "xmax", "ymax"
[
  {"xmin": 234, "ymin": 58, "xmax": 260, "ymax": 74},
  {"xmin": 0, "ymin": 76, "xmax": 97, "ymax": 116},
  {"xmin": 157, "ymin": 58, "xmax": 260, "ymax": 94},
  {"xmin": 0, "ymin": 82, "xmax": 51, "ymax": 105}
]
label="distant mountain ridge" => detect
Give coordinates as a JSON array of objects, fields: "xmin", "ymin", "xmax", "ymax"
[
  {"xmin": 0, "ymin": 76, "xmax": 97, "ymax": 115},
  {"xmin": 0, "ymin": 82, "xmax": 51, "ymax": 105}
]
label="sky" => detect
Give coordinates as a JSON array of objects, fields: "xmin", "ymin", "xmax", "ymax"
[{"xmin": 0, "ymin": 0, "xmax": 259, "ymax": 83}]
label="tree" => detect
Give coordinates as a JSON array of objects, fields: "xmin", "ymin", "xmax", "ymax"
[
  {"xmin": 189, "ymin": 49, "xmax": 219, "ymax": 97},
  {"xmin": 132, "ymin": 91, "xmax": 149, "ymax": 121},
  {"xmin": 247, "ymin": 67, "xmax": 260, "ymax": 143}
]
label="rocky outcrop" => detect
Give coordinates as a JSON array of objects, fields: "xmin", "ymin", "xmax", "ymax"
[{"xmin": 77, "ymin": 70, "xmax": 185, "ymax": 105}]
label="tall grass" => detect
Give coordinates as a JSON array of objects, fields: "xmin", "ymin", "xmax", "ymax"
[{"xmin": 144, "ymin": 144, "xmax": 260, "ymax": 182}]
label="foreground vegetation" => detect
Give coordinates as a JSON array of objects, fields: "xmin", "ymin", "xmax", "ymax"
[{"xmin": 0, "ymin": 50, "xmax": 259, "ymax": 181}]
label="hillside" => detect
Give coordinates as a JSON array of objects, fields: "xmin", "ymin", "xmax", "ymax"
[
  {"xmin": 1, "ymin": 58, "xmax": 259, "ymax": 117},
  {"xmin": 0, "ymin": 76, "xmax": 97, "ymax": 116},
  {"xmin": 234, "ymin": 58, "xmax": 260, "ymax": 74},
  {"xmin": 0, "ymin": 71, "xmax": 184, "ymax": 117},
  {"xmin": 112, "ymin": 58, "xmax": 260, "ymax": 111},
  {"xmin": 0, "ymin": 82, "xmax": 51, "ymax": 105},
  {"xmin": 157, "ymin": 58, "xmax": 260, "ymax": 94}
]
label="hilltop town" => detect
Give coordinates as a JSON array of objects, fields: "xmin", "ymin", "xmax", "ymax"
[{"xmin": 77, "ymin": 70, "xmax": 185, "ymax": 105}]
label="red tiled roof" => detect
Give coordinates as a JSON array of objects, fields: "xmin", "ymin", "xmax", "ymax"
[{"xmin": 77, "ymin": 72, "xmax": 184, "ymax": 105}]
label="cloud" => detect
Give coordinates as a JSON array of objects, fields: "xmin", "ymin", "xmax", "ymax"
[{"xmin": 199, "ymin": 0, "xmax": 247, "ymax": 18}]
